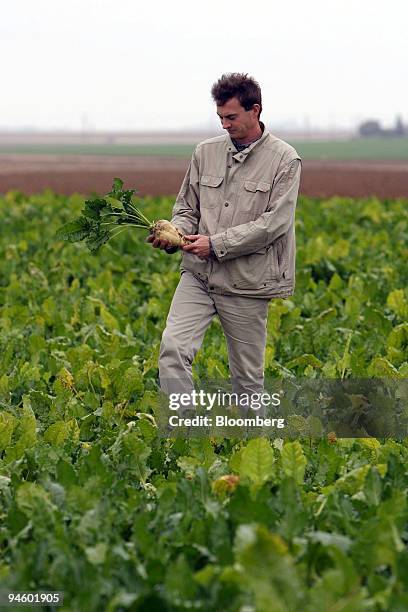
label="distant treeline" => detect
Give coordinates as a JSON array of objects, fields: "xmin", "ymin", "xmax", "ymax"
[{"xmin": 359, "ymin": 116, "xmax": 406, "ymax": 138}]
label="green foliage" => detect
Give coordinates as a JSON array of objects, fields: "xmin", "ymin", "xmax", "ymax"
[
  {"xmin": 55, "ymin": 178, "xmax": 153, "ymax": 252},
  {"xmin": 55, "ymin": 216, "xmax": 92, "ymax": 241},
  {"xmin": 0, "ymin": 188, "xmax": 408, "ymax": 609},
  {"xmin": 238, "ymin": 438, "xmax": 275, "ymax": 488},
  {"xmin": 281, "ymin": 440, "xmax": 307, "ymax": 484}
]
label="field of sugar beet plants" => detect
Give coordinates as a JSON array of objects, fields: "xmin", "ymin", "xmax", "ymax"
[{"xmin": 0, "ymin": 188, "xmax": 408, "ymax": 611}]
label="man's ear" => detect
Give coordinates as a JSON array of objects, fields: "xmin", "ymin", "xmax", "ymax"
[{"xmin": 252, "ymin": 103, "xmax": 261, "ymax": 118}]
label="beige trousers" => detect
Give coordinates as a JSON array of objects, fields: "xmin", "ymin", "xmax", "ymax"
[{"xmin": 159, "ymin": 271, "xmax": 269, "ymax": 398}]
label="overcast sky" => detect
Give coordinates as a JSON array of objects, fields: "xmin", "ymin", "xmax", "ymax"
[{"xmin": 1, "ymin": 0, "xmax": 407, "ymax": 132}]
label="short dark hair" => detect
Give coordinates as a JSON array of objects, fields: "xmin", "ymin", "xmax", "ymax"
[{"xmin": 211, "ymin": 73, "xmax": 262, "ymax": 119}]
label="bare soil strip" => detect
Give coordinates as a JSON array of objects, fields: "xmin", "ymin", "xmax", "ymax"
[{"xmin": 0, "ymin": 155, "xmax": 407, "ymax": 199}]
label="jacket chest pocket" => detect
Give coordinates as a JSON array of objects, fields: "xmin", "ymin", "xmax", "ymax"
[
  {"xmin": 237, "ymin": 180, "xmax": 271, "ymax": 217},
  {"xmin": 199, "ymin": 175, "xmax": 224, "ymax": 209}
]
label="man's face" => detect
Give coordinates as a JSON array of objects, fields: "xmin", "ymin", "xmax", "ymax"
[{"xmin": 216, "ymin": 96, "xmax": 260, "ymax": 142}]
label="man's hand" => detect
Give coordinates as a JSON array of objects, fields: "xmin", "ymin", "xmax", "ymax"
[
  {"xmin": 182, "ymin": 234, "xmax": 211, "ymax": 259},
  {"xmin": 146, "ymin": 234, "xmax": 174, "ymax": 250}
]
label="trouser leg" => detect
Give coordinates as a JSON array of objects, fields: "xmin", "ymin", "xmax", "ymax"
[
  {"xmin": 159, "ymin": 271, "xmax": 216, "ymax": 396},
  {"xmin": 215, "ymin": 294, "xmax": 269, "ymax": 412}
]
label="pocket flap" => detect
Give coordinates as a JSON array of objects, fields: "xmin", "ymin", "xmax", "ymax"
[
  {"xmin": 200, "ymin": 175, "xmax": 224, "ymax": 187},
  {"xmin": 244, "ymin": 180, "xmax": 271, "ymax": 193}
]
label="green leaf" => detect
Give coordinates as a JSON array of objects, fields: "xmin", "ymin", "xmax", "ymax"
[
  {"xmin": 56, "ymin": 460, "xmax": 77, "ymax": 488},
  {"xmin": 105, "ymin": 196, "xmax": 123, "ymax": 208},
  {"xmin": 114, "ymin": 365, "xmax": 144, "ymax": 399},
  {"xmin": 121, "ymin": 433, "xmax": 151, "ymax": 482},
  {"xmin": 387, "ymin": 289, "xmax": 408, "ymax": 318},
  {"xmin": 281, "ymin": 441, "xmax": 306, "ymax": 484},
  {"xmin": 188, "ymin": 438, "xmax": 217, "ymax": 469},
  {"xmin": 0, "ymin": 412, "xmax": 15, "ymax": 450},
  {"xmin": 335, "ymin": 464, "xmax": 386, "ymax": 495},
  {"xmin": 364, "ymin": 466, "xmax": 383, "ymax": 506},
  {"xmin": 234, "ymin": 524, "xmax": 301, "ymax": 611},
  {"xmin": 287, "ymin": 415, "xmax": 308, "ymax": 436},
  {"xmin": 286, "ymin": 353, "xmax": 323, "ymax": 369},
  {"xmin": 239, "ymin": 438, "xmax": 275, "ymax": 487},
  {"xmin": 387, "ymin": 323, "xmax": 408, "ymax": 350},
  {"xmin": 100, "ymin": 305, "xmax": 120, "ymax": 331},
  {"xmin": 305, "ymin": 415, "xmax": 323, "ymax": 437},
  {"xmin": 55, "ymin": 217, "xmax": 91, "ymax": 242},
  {"xmin": 44, "ymin": 419, "xmax": 80, "ymax": 446},
  {"xmin": 0, "ymin": 373, "xmax": 10, "ymax": 398},
  {"xmin": 16, "ymin": 482, "xmax": 56, "ymax": 516},
  {"xmin": 85, "ymin": 543, "xmax": 108, "ymax": 566},
  {"xmin": 6, "ymin": 397, "xmax": 37, "ymax": 461},
  {"xmin": 44, "ymin": 421, "xmax": 69, "ymax": 446},
  {"xmin": 165, "ymin": 554, "xmax": 198, "ymax": 602},
  {"xmin": 229, "ymin": 446, "xmax": 244, "ymax": 472},
  {"xmin": 85, "ymin": 228, "xmax": 111, "ymax": 252},
  {"xmin": 112, "ymin": 177, "xmax": 123, "ymax": 192},
  {"xmin": 194, "ymin": 564, "xmax": 217, "ymax": 587},
  {"xmin": 83, "ymin": 198, "xmax": 108, "ymax": 220},
  {"xmin": 367, "ymin": 356, "xmax": 400, "ymax": 378}
]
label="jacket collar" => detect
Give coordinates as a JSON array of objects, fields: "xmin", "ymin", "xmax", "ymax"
[{"xmin": 226, "ymin": 122, "xmax": 269, "ymax": 163}]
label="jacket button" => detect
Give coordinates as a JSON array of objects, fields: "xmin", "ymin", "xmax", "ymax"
[
  {"xmin": 220, "ymin": 251, "xmax": 225, "ymax": 255},
  {"xmin": 209, "ymin": 285, "xmax": 214, "ymax": 290},
  {"xmin": 224, "ymin": 202, "xmax": 229, "ymax": 207}
]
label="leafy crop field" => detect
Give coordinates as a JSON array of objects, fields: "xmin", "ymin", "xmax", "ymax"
[{"xmin": 0, "ymin": 190, "xmax": 408, "ymax": 611}]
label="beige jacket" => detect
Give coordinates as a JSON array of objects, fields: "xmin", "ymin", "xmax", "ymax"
[{"xmin": 170, "ymin": 124, "xmax": 301, "ymax": 298}]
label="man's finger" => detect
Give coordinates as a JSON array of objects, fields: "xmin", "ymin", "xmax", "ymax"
[
  {"xmin": 159, "ymin": 240, "xmax": 173, "ymax": 249},
  {"xmin": 184, "ymin": 234, "xmax": 200, "ymax": 241}
]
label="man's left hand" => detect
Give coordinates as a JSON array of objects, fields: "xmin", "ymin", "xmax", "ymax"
[{"xmin": 182, "ymin": 234, "xmax": 211, "ymax": 259}]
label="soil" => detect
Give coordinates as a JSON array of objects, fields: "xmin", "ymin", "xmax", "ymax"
[{"xmin": 0, "ymin": 154, "xmax": 407, "ymax": 199}]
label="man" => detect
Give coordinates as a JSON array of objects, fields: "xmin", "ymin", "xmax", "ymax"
[{"xmin": 148, "ymin": 73, "xmax": 301, "ymax": 403}]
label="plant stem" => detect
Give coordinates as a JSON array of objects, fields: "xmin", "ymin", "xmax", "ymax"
[
  {"xmin": 128, "ymin": 203, "xmax": 152, "ymax": 225},
  {"xmin": 100, "ymin": 222, "xmax": 148, "ymax": 229},
  {"xmin": 110, "ymin": 228, "xmax": 131, "ymax": 240},
  {"xmin": 103, "ymin": 211, "xmax": 142, "ymax": 222},
  {"xmin": 115, "ymin": 223, "xmax": 150, "ymax": 229},
  {"xmin": 103, "ymin": 213, "xmax": 144, "ymax": 221}
]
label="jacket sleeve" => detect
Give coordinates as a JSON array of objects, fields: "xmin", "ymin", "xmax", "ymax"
[
  {"xmin": 211, "ymin": 158, "xmax": 301, "ymax": 261},
  {"xmin": 170, "ymin": 149, "xmax": 201, "ymax": 236}
]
